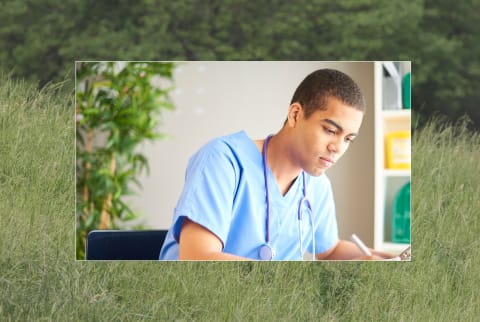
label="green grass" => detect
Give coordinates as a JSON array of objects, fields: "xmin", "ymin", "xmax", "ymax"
[{"xmin": 1, "ymin": 75, "xmax": 480, "ymax": 321}]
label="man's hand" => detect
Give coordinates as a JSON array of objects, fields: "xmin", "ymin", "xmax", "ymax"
[
  {"xmin": 355, "ymin": 254, "xmax": 390, "ymax": 260},
  {"xmin": 316, "ymin": 240, "xmax": 398, "ymax": 260},
  {"xmin": 371, "ymin": 249, "xmax": 399, "ymax": 259}
]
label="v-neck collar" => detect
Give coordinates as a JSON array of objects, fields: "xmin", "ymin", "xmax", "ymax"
[
  {"xmin": 264, "ymin": 164, "xmax": 301, "ymax": 205},
  {"xmin": 241, "ymin": 130, "xmax": 302, "ymax": 203}
]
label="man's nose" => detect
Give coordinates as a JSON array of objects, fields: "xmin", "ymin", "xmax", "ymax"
[{"xmin": 327, "ymin": 138, "xmax": 345, "ymax": 154}]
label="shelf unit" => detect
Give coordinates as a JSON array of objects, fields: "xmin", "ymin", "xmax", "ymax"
[{"xmin": 373, "ymin": 61, "xmax": 411, "ymax": 253}]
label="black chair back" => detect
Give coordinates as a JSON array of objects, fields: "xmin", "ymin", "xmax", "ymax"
[{"xmin": 86, "ymin": 230, "xmax": 168, "ymax": 260}]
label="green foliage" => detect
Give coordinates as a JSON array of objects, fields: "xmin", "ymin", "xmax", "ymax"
[
  {"xmin": 75, "ymin": 62, "xmax": 175, "ymax": 259},
  {"xmin": 2, "ymin": 77, "xmax": 480, "ymax": 319},
  {"xmin": 413, "ymin": 0, "xmax": 480, "ymax": 128},
  {"xmin": 1, "ymin": 0, "xmax": 479, "ymax": 128}
]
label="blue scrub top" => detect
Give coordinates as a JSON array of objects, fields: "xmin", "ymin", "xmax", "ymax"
[{"xmin": 159, "ymin": 131, "xmax": 339, "ymax": 260}]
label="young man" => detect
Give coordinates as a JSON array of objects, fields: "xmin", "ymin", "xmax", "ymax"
[{"xmin": 160, "ymin": 69, "xmax": 394, "ymax": 260}]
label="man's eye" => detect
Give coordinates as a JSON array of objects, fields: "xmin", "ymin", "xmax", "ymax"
[{"xmin": 324, "ymin": 127, "xmax": 336, "ymax": 135}]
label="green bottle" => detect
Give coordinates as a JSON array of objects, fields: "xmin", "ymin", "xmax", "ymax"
[
  {"xmin": 392, "ymin": 181, "xmax": 411, "ymax": 243},
  {"xmin": 402, "ymin": 72, "xmax": 411, "ymax": 109}
]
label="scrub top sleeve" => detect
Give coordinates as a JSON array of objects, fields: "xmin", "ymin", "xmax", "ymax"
[
  {"xmin": 310, "ymin": 175, "xmax": 339, "ymax": 254},
  {"xmin": 171, "ymin": 140, "xmax": 238, "ymax": 248}
]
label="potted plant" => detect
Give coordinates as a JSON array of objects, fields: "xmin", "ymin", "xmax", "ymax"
[{"xmin": 75, "ymin": 61, "xmax": 175, "ymax": 259}]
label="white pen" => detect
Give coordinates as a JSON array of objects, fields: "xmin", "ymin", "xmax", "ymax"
[{"xmin": 350, "ymin": 234, "xmax": 372, "ymax": 257}]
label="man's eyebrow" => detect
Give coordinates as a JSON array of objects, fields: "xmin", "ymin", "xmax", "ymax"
[{"xmin": 323, "ymin": 119, "xmax": 358, "ymax": 136}]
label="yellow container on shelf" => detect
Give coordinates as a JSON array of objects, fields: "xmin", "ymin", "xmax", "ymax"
[{"xmin": 385, "ymin": 130, "xmax": 411, "ymax": 169}]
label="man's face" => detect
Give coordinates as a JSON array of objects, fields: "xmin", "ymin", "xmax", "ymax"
[{"xmin": 291, "ymin": 97, "xmax": 364, "ymax": 176}]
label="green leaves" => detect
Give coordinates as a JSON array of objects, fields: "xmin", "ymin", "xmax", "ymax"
[
  {"xmin": 75, "ymin": 62, "xmax": 175, "ymax": 259},
  {"xmin": 2, "ymin": 0, "xmax": 480, "ymax": 128}
]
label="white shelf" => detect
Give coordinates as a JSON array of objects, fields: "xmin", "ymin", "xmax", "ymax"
[
  {"xmin": 383, "ymin": 169, "xmax": 411, "ymax": 177},
  {"xmin": 374, "ymin": 61, "xmax": 412, "ymax": 252},
  {"xmin": 382, "ymin": 109, "xmax": 411, "ymax": 120}
]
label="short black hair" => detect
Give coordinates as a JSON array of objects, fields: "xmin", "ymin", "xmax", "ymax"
[{"xmin": 290, "ymin": 69, "xmax": 366, "ymax": 118}]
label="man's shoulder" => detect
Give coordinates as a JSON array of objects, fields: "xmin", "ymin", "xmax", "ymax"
[
  {"xmin": 189, "ymin": 131, "xmax": 253, "ymax": 165},
  {"xmin": 200, "ymin": 131, "xmax": 251, "ymax": 155},
  {"xmin": 210, "ymin": 130, "xmax": 249, "ymax": 146}
]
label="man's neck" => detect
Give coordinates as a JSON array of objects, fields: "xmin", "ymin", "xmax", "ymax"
[{"xmin": 261, "ymin": 131, "xmax": 302, "ymax": 196}]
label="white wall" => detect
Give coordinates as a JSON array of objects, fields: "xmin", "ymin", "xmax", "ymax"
[{"xmin": 125, "ymin": 61, "xmax": 376, "ymax": 246}]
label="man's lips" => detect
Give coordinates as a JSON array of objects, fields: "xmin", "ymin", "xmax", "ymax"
[{"xmin": 319, "ymin": 157, "xmax": 334, "ymax": 167}]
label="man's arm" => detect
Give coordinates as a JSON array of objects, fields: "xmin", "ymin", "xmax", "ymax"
[
  {"xmin": 316, "ymin": 240, "xmax": 395, "ymax": 260},
  {"xmin": 178, "ymin": 218, "xmax": 248, "ymax": 260},
  {"xmin": 179, "ymin": 219, "xmax": 396, "ymax": 260}
]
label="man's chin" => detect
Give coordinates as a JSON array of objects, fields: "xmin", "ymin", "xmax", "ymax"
[{"xmin": 305, "ymin": 167, "xmax": 327, "ymax": 177}]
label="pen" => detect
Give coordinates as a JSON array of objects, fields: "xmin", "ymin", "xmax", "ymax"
[{"xmin": 350, "ymin": 234, "xmax": 372, "ymax": 257}]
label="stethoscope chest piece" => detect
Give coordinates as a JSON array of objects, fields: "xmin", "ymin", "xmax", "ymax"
[{"xmin": 259, "ymin": 244, "xmax": 275, "ymax": 260}]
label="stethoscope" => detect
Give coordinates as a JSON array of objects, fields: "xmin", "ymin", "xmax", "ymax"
[{"xmin": 259, "ymin": 135, "xmax": 316, "ymax": 260}]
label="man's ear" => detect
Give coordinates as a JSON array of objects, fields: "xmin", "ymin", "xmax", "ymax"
[{"xmin": 287, "ymin": 103, "xmax": 303, "ymax": 127}]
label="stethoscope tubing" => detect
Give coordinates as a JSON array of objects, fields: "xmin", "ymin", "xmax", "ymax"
[{"xmin": 262, "ymin": 135, "xmax": 315, "ymax": 260}]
